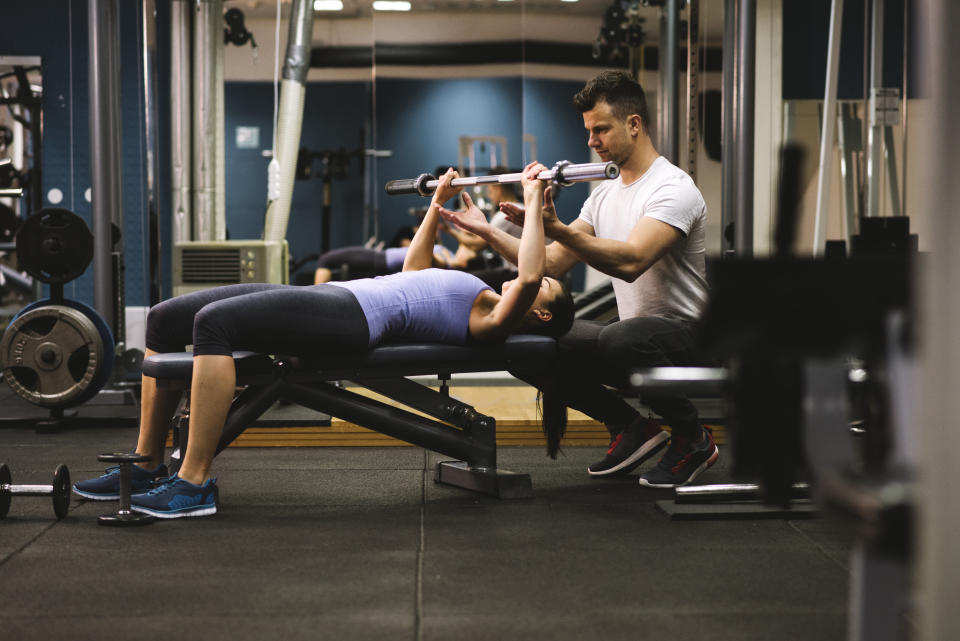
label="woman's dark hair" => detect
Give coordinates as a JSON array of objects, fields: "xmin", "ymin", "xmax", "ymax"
[
  {"xmin": 537, "ymin": 387, "xmax": 567, "ymax": 459},
  {"xmin": 573, "ymin": 70, "xmax": 652, "ymax": 135},
  {"xmin": 538, "ymin": 281, "xmax": 575, "ymax": 339}
]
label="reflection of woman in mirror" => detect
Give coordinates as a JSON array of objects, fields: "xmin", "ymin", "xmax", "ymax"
[{"xmin": 313, "ymin": 172, "xmax": 527, "ymax": 286}]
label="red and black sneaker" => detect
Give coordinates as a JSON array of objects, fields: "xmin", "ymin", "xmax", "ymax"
[
  {"xmin": 638, "ymin": 426, "xmax": 719, "ymax": 488},
  {"xmin": 587, "ymin": 417, "xmax": 670, "ymax": 477}
]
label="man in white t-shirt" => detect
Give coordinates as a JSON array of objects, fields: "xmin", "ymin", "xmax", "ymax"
[{"xmin": 440, "ymin": 71, "xmax": 718, "ymax": 488}]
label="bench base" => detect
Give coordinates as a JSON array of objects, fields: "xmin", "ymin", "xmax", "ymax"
[{"xmin": 434, "ymin": 461, "xmax": 533, "ymax": 499}]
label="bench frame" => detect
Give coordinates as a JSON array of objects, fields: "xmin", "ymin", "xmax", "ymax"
[{"xmin": 143, "ymin": 335, "xmax": 557, "ymax": 499}]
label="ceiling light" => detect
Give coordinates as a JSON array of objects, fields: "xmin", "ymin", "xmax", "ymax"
[
  {"xmin": 372, "ymin": 0, "xmax": 411, "ymax": 10},
  {"xmin": 561, "ymin": 0, "xmax": 579, "ymax": 3},
  {"xmin": 314, "ymin": 0, "xmax": 343, "ymax": 9}
]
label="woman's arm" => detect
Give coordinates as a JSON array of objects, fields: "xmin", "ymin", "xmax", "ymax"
[
  {"xmin": 403, "ymin": 169, "xmax": 461, "ymax": 271},
  {"xmin": 471, "ymin": 162, "xmax": 548, "ymax": 339}
]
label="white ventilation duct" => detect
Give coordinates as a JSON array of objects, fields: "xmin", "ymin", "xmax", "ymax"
[{"xmin": 263, "ymin": 0, "xmax": 314, "ymax": 243}]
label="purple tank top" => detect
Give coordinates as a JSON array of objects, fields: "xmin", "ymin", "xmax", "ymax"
[{"xmin": 329, "ymin": 269, "xmax": 492, "ymax": 346}]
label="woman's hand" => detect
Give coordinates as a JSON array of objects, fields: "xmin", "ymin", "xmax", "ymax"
[{"xmin": 430, "ymin": 168, "xmax": 462, "ymax": 206}]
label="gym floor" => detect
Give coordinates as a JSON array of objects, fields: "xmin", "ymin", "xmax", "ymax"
[{"xmin": 0, "ymin": 425, "xmax": 858, "ymax": 641}]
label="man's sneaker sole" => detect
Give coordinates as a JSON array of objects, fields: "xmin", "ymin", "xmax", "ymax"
[
  {"xmin": 130, "ymin": 504, "xmax": 217, "ymax": 519},
  {"xmin": 638, "ymin": 445, "xmax": 719, "ymax": 488},
  {"xmin": 587, "ymin": 431, "xmax": 670, "ymax": 477}
]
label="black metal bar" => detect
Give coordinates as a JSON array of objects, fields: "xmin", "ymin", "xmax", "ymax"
[
  {"xmin": 281, "ymin": 381, "xmax": 495, "ymax": 467},
  {"xmin": 354, "ymin": 377, "xmax": 485, "ymax": 432},
  {"xmin": 214, "ymin": 379, "xmax": 286, "ymax": 455}
]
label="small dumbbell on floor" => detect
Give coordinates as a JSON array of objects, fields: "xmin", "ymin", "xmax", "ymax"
[
  {"xmin": 96, "ymin": 453, "xmax": 155, "ymax": 527},
  {"xmin": 0, "ymin": 463, "xmax": 71, "ymax": 520}
]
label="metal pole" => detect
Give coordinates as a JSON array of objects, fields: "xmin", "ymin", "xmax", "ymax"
[
  {"xmin": 660, "ymin": 0, "xmax": 680, "ymax": 164},
  {"xmin": 686, "ymin": 0, "xmax": 700, "ymax": 183},
  {"xmin": 734, "ymin": 0, "xmax": 755, "ymax": 257},
  {"xmin": 142, "ymin": 0, "xmax": 160, "ymax": 304},
  {"xmin": 865, "ymin": 0, "xmax": 885, "ymax": 218},
  {"xmin": 720, "ymin": 0, "xmax": 737, "ymax": 255},
  {"xmin": 193, "ymin": 0, "xmax": 225, "ymax": 241},
  {"xmin": 919, "ymin": 1, "xmax": 960, "ymax": 638},
  {"xmin": 171, "ymin": 0, "xmax": 192, "ymax": 244},
  {"xmin": 88, "ymin": 0, "xmax": 122, "ymax": 335},
  {"xmin": 813, "ymin": 0, "xmax": 845, "ymax": 256}
]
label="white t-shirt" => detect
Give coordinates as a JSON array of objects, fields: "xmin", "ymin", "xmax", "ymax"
[{"xmin": 578, "ymin": 156, "xmax": 708, "ymax": 321}]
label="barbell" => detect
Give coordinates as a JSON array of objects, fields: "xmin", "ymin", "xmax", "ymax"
[
  {"xmin": 384, "ymin": 160, "xmax": 620, "ymax": 197},
  {"xmin": 0, "ymin": 463, "xmax": 71, "ymax": 520}
]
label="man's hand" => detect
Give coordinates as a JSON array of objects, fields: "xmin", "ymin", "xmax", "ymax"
[
  {"xmin": 438, "ymin": 192, "xmax": 491, "ymax": 238},
  {"xmin": 501, "ymin": 185, "xmax": 562, "ymax": 236}
]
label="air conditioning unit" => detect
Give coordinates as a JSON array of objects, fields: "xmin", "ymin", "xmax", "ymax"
[{"xmin": 173, "ymin": 240, "xmax": 289, "ymax": 296}]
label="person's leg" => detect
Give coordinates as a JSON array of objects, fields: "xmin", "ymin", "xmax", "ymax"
[
  {"xmin": 73, "ymin": 284, "xmax": 290, "ymax": 500},
  {"xmin": 184, "ymin": 285, "xmax": 370, "ymax": 477},
  {"xmin": 597, "ymin": 317, "xmax": 720, "ymax": 487}
]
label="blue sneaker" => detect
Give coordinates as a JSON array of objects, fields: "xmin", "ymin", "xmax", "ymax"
[
  {"xmin": 73, "ymin": 462, "xmax": 169, "ymax": 501},
  {"xmin": 638, "ymin": 426, "xmax": 719, "ymax": 488},
  {"xmin": 130, "ymin": 475, "xmax": 219, "ymax": 519}
]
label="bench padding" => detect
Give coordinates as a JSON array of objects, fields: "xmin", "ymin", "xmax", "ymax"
[{"xmin": 143, "ymin": 334, "xmax": 556, "ymax": 380}]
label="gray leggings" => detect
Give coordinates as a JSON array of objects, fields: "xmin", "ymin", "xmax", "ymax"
[{"xmin": 145, "ymin": 283, "xmax": 370, "ymax": 357}]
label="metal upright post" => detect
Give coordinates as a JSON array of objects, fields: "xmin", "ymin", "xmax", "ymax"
[
  {"xmin": 720, "ymin": 0, "xmax": 737, "ymax": 255},
  {"xmin": 659, "ymin": 0, "xmax": 680, "ymax": 164},
  {"xmin": 171, "ymin": 0, "xmax": 192, "ymax": 244},
  {"xmin": 142, "ymin": 0, "xmax": 161, "ymax": 304},
  {"xmin": 686, "ymin": 0, "xmax": 700, "ymax": 183},
  {"xmin": 88, "ymin": 0, "xmax": 123, "ymax": 337},
  {"xmin": 813, "ymin": 0, "xmax": 845, "ymax": 256},
  {"xmin": 865, "ymin": 0, "xmax": 885, "ymax": 218},
  {"xmin": 918, "ymin": 3, "xmax": 960, "ymax": 640},
  {"xmin": 733, "ymin": 0, "xmax": 755, "ymax": 257}
]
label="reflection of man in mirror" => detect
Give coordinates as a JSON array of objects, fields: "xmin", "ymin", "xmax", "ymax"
[{"xmin": 440, "ymin": 70, "xmax": 715, "ymax": 489}]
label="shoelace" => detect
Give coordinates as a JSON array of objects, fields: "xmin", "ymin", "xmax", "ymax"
[
  {"xmin": 100, "ymin": 466, "xmax": 121, "ymax": 477},
  {"xmin": 146, "ymin": 476, "xmax": 180, "ymax": 495}
]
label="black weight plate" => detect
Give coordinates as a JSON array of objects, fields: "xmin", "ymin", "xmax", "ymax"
[
  {"xmin": 15, "ymin": 208, "xmax": 93, "ymax": 284},
  {"xmin": 0, "ymin": 463, "xmax": 10, "ymax": 519},
  {"xmin": 52, "ymin": 464, "xmax": 70, "ymax": 520}
]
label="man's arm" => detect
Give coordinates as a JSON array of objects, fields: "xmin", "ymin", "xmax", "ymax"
[
  {"xmin": 502, "ymin": 188, "xmax": 682, "ymax": 282},
  {"xmin": 548, "ymin": 216, "xmax": 681, "ymax": 282},
  {"xmin": 445, "ymin": 189, "xmax": 583, "ymax": 278}
]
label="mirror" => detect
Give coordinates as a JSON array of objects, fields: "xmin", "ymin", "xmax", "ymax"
[{"xmin": 0, "ymin": 56, "xmax": 42, "ymax": 309}]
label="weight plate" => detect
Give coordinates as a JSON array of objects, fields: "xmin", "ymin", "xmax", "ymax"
[
  {"xmin": 52, "ymin": 464, "xmax": 70, "ymax": 520},
  {"xmin": 0, "ymin": 304, "xmax": 105, "ymax": 407},
  {"xmin": 0, "ymin": 463, "xmax": 10, "ymax": 519},
  {"xmin": 15, "ymin": 208, "xmax": 93, "ymax": 284},
  {"xmin": 10, "ymin": 298, "xmax": 115, "ymax": 407}
]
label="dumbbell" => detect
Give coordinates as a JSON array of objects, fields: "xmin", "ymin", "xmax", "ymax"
[
  {"xmin": 96, "ymin": 453, "xmax": 155, "ymax": 527},
  {"xmin": 0, "ymin": 463, "xmax": 71, "ymax": 520}
]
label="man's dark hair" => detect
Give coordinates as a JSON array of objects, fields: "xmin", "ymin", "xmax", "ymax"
[{"xmin": 573, "ymin": 70, "xmax": 651, "ymax": 134}]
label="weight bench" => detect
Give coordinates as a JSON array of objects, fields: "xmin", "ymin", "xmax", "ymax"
[{"xmin": 141, "ymin": 334, "xmax": 557, "ymax": 499}]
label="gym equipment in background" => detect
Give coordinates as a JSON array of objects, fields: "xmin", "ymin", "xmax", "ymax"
[{"xmin": 0, "ymin": 208, "xmax": 115, "ymax": 425}]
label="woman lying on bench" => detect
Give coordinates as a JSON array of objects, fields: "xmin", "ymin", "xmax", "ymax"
[{"xmin": 73, "ymin": 162, "xmax": 574, "ymax": 519}]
